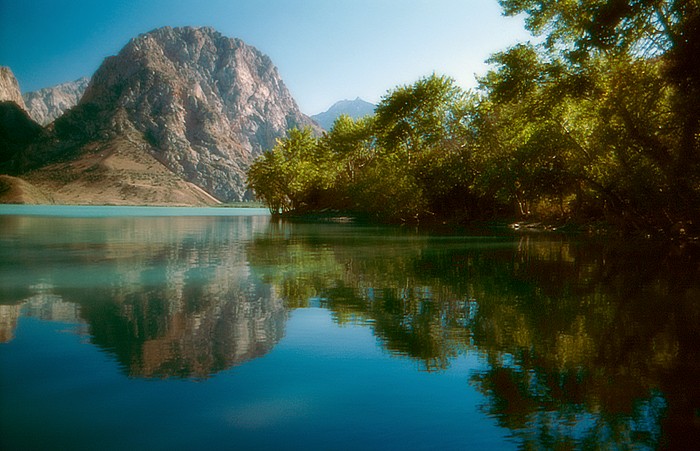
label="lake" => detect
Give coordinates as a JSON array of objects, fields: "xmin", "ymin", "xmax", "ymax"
[{"xmin": 1, "ymin": 206, "xmax": 698, "ymax": 450}]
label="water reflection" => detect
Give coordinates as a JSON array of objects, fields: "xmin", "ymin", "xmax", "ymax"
[
  {"xmin": 247, "ymin": 222, "xmax": 700, "ymax": 449},
  {"xmin": 0, "ymin": 214, "xmax": 286, "ymax": 378},
  {"xmin": 2, "ymin": 212, "xmax": 699, "ymax": 448}
]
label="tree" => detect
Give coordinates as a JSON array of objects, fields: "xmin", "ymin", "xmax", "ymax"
[
  {"xmin": 247, "ymin": 146, "xmax": 287, "ymax": 214},
  {"xmin": 374, "ymin": 74, "xmax": 467, "ymax": 157},
  {"xmin": 247, "ymin": 127, "xmax": 331, "ymax": 214},
  {"xmin": 320, "ymin": 115, "xmax": 376, "ymax": 186},
  {"xmin": 369, "ymin": 74, "xmax": 478, "ymax": 221},
  {"xmin": 498, "ymin": 0, "xmax": 681, "ymax": 58},
  {"xmin": 497, "ymin": 0, "xmax": 700, "ymax": 228},
  {"xmin": 472, "ymin": 44, "xmax": 587, "ymax": 220}
]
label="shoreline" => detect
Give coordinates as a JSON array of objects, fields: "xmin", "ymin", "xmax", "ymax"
[{"xmin": 0, "ymin": 204, "xmax": 271, "ymax": 217}]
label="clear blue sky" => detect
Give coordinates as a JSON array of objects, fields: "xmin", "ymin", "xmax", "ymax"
[{"xmin": 0, "ymin": 0, "xmax": 532, "ymax": 115}]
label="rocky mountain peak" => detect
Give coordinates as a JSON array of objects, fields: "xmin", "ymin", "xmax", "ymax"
[
  {"xmin": 23, "ymin": 77, "xmax": 89, "ymax": 125},
  {"xmin": 64, "ymin": 26, "xmax": 317, "ymax": 201},
  {"xmin": 0, "ymin": 66, "xmax": 27, "ymax": 110}
]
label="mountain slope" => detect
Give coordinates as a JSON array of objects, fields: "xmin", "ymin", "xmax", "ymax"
[
  {"xmin": 2, "ymin": 27, "xmax": 319, "ymax": 205},
  {"xmin": 0, "ymin": 67, "xmax": 26, "ymax": 110},
  {"xmin": 23, "ymin": 77, "xmax": 89, "ymax": 125},
  {"xmin": 0, "ymin": 68, "xmax": 45, "ymax": 171},
  {"xmin": 0, "ymin": 101, "xmax": 44, "ymax": 170},
  {"xmin": 311, "ymin": 97, "xmax": 376, "ymax": 130},
  {"xmin": 43, "ymin": 26, "xmax": 318, "ymax": 202},
  {"xmin": 22, "ymin": 130, "xmax": 219, "ymax": 206}
]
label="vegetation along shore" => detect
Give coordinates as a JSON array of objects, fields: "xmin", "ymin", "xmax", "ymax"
[{"xmin": 248, "ymin": 1, "xmax": 700, "ymax": 239}]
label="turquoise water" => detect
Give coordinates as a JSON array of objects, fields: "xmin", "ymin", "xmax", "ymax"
[
  {"xmin": 1, "ymin": 206, "xmax": 698, "ymax": 449},
  {"xmin": 0, "ymin": 204, "xmax": 271, "ymax": 217}
]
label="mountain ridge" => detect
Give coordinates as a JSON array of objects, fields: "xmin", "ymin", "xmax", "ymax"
[
  {"xmin": 1, "ymin": 26, "xmax": 319, "ymax": 205},
  {"xmin": 311, "ymin": 97, "xmax": 376, "ymax": 130},
  {"xmin": 0, "ymin": 67, "xmax": 26, "ymax": 110},
  {"xmin": 23, "ymin": 77, "xmax": 89, "ymax": 125}
]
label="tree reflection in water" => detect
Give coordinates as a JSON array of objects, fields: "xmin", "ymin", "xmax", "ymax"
[
  {"xmin": 2, "ymin": 214, "xmax": 698, "ymax": 448},
  {"xmin": 248, "ymin": 222, "xmax": 700, "ymax": 449}
]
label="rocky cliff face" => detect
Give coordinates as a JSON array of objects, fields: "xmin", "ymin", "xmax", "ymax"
[
  {"xmin": 60, "ymin": 26, "xmax": 317, "ymax": 202},
  {"xmin": 23, "ymin": 77, "xmax": 89, "ymax": 125},
  {"xmin": 0, "ymin": 66, "xmax": 26, "ymax": 110}
]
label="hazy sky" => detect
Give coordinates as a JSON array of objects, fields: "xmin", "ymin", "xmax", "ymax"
[{"xmin": 0, "ymin": 0, "xmax": 532, "ymax": 114}]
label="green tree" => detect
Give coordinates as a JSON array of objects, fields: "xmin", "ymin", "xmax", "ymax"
[
  {"xmin": 247, "ymin": 148, "xmax": 287, "ymax": 214},
  {"xmin": 374, "ymin": 74, "xmax": 466, "ymax": 158},
  {"xmin": 369, "ymin": 74, "xmax": 476, "ymax": 222},
  {"xmin": 318, "ymin": 114, "xmax": 376, "ymax": 210},
  {"xmin": 499, "ymin": 0, "xmax": 681, "ymax": 58},
  {"xmin": 247, "ymin": 127, "xmax": 331, "ymax": 214},
  {"xmin": 473, "ymin": 44, "xmax": 586, "ymax": 220},
  {"xmin": 496, "ymin": 0, "xmax": 700, "ymax": 229}
]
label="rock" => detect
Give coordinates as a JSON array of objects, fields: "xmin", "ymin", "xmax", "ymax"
[
  {"xmin": 58, "ymin": 26, "xmax": 318, "ymax": 202},
  {"xmin": 0, "ymin": 101, "xmax": 44, "ymax": 171},
  {"xmin": 22, "ymin": 132, "xmax": 222, "ymax": 207},
  {"xmin": 23, "ymin": 77, "xmax": 89, "ymax": 125},
  {"xmin": 0, "ymin": 67, "xmax": 26, "ymax": 110}
]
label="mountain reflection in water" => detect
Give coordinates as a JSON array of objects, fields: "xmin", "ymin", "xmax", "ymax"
[
  {"xmin": 1, "ymin": 210, "xmax": 699, "ymax": 449},
  {"xmin": 0, "ymin": 214, "xmax": 286, "ymax": 378}
]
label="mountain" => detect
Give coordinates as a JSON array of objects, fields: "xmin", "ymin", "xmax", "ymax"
[
  {"xmin": 50, "ymin": 26, "xmax": 318, "ymax": 202},
  {"xmin": 0, "ymin": 102, "xmax": 44, "ymax": 168},
  {"xmin": 0, "ymin": 66, "xmax": 26, "ymax": 110},
  {"xmin": 311, "ymin": 97, "xmax": 376, "ymax": 130},
  {"xmin": 23, "ymin": 77, "xmax": 89, "ymax": 125},
  {"xmin": 4, "ymin": 26, "xmax": 319, "ymax": 205},
  {"xmin": 0, "ymin": 67, "xmax": 45, "ymax": 173}
]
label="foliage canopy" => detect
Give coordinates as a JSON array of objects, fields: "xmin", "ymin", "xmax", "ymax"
[{"xmin": 248, "ymin": 0, "xmax": 700, "ymax": 235}]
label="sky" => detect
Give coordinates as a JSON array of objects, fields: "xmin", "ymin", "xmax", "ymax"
[{"xmin": 0, "ymin": 0, "xmax": 533, "ymax": 115}]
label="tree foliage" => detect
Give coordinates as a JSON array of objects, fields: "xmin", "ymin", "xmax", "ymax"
[
  {"xmin": 247, "ymin": 1, "xmax": 700, "ymax": 234},
  {"xmin": 247, "ymin": 127, "xmax": 334, "ymax": 214}
]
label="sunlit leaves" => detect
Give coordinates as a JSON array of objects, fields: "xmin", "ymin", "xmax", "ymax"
[
  {"xmin": 247, "ymin": 127, "xmax": 331, "ymax": 214},
  {"xmin": 248, "ymin": 74, "xmax": 477, "ymax": 223},
  {"xmin": 483, "ymin": 44, "xmax": 547, "ymax": 102},
  {"xmin": 499, "ymin": 0, "xmax": 678, "ymax": 58},
  {"xmin": 247, "ymin": 1, "xmax": 700, "ymax": 231},
  {"xmin": 374, "ymin": 74, "xmax": 467, "ymax": 155}
]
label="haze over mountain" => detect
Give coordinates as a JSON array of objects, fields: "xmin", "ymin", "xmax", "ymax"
[
  {"xmin": 23, "ymin": 77, "xmax": 89, "ymax": 125},
  {"xmin": 0, "ymin": 27, "xmax": 319, "ymax": 205},
  {"xmin": 311, "ymin": 97, "xmax": 376, "ymax": 130}
]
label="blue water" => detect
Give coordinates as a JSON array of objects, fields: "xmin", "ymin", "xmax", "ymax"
[
  {"xmin": 1, "ymin": 205, "xmax": 697, "ymax": 449},
  {"xmin": 2, "ymin": 313, "xmax": 508, "ymax": 450}
]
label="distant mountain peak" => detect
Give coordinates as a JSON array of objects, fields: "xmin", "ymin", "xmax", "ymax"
[
  {"xmin": 311, "ymin": 97, "xmax": 376, "ymax": 130},
  {"xmin": 23, "ymin": 77, "xmax": 89, "ymax": 125}
]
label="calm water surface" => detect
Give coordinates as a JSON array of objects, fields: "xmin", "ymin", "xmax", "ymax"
[{"xmin": 1, "ymin": 206, "xmax": 699, "ymax": 450}]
